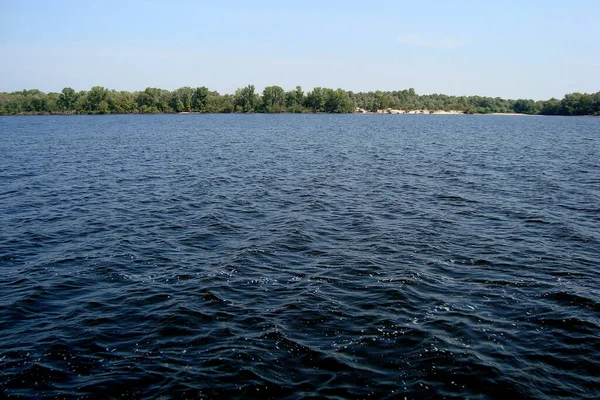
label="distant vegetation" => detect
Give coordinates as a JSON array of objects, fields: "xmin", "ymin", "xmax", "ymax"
[{"xmin": 0, "ymin": 85, "xmax": 599, "ymax": 116}]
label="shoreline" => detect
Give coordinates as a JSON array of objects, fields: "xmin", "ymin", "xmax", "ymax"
[
  {"xmin": 3, "ymin": 87, "xmax": 598, "ymax": 117},
  {"xmin": 2, "ymin": 110, "xmax": 594, "ymax": 117},
  {"xmin": 356, "ymin": 108, "xmax": 534, "ymax": 116},
  {"xmin": 357, "ymin": 108, "xmax": 464, "ymax": 115}
]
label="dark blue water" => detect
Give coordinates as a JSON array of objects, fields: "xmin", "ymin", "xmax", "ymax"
[{"xmin": 1, "ymin": 114, "xmax": 599, "ymax": 399}]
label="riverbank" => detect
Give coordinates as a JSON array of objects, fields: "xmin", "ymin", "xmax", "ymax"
[
  {"xmin": 0, "ymin": 110, "xmax": 559, "ymax": 117},
  {"xmin": 3, "ymin": 87, "xmax": 599, "ymax": 116},
  {"xmin": 356, "ymin": 108, "xmax": 531, "ymax": 116}
]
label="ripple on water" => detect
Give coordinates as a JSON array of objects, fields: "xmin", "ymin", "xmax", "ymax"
[{"xmin": 1, "ymin": 114, "xmax": 599, "ymax": 398}]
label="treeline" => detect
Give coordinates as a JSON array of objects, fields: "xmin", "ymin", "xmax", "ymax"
[{"xmin": 0, "ymin": 85, "xmax": 599, "ymax": 116}]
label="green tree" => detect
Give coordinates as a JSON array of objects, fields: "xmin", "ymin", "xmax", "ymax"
[
  {"xmin": 262, "ymin": 85, "xmax": 285, "ymax": 112},
  {"xmin": 513, "ymin": 99, "xmax": 536, "ymax": 114},
  {"xmin": 192, "ymin": 86, "xmax": 209, "ymax": 111},
  {"xmin": 206, "ymin": 92, "xmax": 234, "ymax": 113},
  {"xmin": 57, "ymin": 87, "xmax": 77, "ymax": 112},
  {"xmin": 561, "ymin": 92, "xmax": 596, "ymax": 115},
  {"xmin": 234, "ymin": 85, "xmax": 258, "ymax": 112},
  {"xmin": 170, "ymin": 87, "xmax": 193, "ymax": 112},
  {"xmin": 285, "ymin": 86, "xmax": 306, "ymax": 112},
  {"xmin": 136, "ymin": 87, "xmax": 172, "ymax": 113},
  {"xmin": 79, "ymin": 86, "xmax": 110, "ymax": 114},
  {"xmin": 46, "ymin": 92, "xmax": 59, "ymax": 113},
  {"xmin": 109, "ymin": 90, "xmax": 137, "ymax": 113},
  {"xmin": 305, "ymin": 87, "xmax": 325, "ymax": 112},
  {"xmin": 324, "ymin": 88, "xmax": 356, "ymax": 113}
]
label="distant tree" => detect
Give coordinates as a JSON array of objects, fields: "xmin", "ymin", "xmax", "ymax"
[
  {"xmin": 592, "ymin": 92, "xmax": 600, "ymax": 115},
  {"xmin": 170, "ymin": 87, "xmax": 193, "ymax": 112},
  {"xmin": 233, "ymin": 85, "xmax": 258, "ymax": 112},
  {"xmin": 513, "ymin": 99, "xmax": 537, "ymax": 114},
  {"xmin": 24, "ymin": 92, "xmax": 47, "ymax": 113},
  {"xmin": 323, "ymin": 88, "xmax": 355, "ymax": 113},
  {"xmin": 293, "ymin": 85, "xmax": 304, "ymax": 107},
  {"xmin": 561, "ymin": 92, "xmax": 596, "ymax": 115},
  {"xmin": 285, "ymin": 86, "xmax": 306, "ymax": 112},
  {"xmin": 2, "ymin": 84, "xmax": 600, "ymax": 116},
  {"xmin": 305, "ymin": 87, "xmax": 326, "ymax": 112},
  {"xmin": 87, "ymin": 86, "xmax": 109, "ymax": 113},
  {"xmin": 206, "ymin": 92, "xmax": 234, "ymax": 113},
  {"xmin": 57, "ymin": 87, "xmax": 77, "ymax": 112},
  {"xmin": 192, "ymin": 86, "xmax": 210, "ymax": 111},
  {"xmin": 109, "ymin": 91, "xmax": 137, "ymax": 114},
  {"xmin": 46, "ymin": 92, "xmax": 59, "ymax": 113},
  {"xmin": 262, "ymin": 85, "xmax": 285, "ymax": 112}
]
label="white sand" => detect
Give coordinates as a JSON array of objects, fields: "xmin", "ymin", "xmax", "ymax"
[
  {"xmin": 356, "ymin": 108, "xmax": 532, "ymax": 115},
  {"xmin": 360, "ymin": 108, "xmax": 465, "ymax": 115}
]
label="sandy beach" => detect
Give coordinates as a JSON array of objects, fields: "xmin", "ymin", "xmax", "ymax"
[
  {"xmin": 356, "ymin": 108, "xmax": 532, "ymax": 116},
  {"xmin": 357, "ymin": 108, "xmax": 465, "ymax": 115}
]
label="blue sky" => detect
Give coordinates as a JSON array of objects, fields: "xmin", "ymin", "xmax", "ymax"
[{"xmin": 1, "ymin": 0, "xmax": 599, "ymax": 99}]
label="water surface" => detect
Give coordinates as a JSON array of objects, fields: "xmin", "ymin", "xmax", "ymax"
[{"xmin": 1, "ymin": 114, "xmax": 599, "ymax": 398}]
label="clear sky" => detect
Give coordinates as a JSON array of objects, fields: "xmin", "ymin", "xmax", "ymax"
[{"xmin": 1, "ymin": 0, "xmax": 599, "ymax": 99}]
